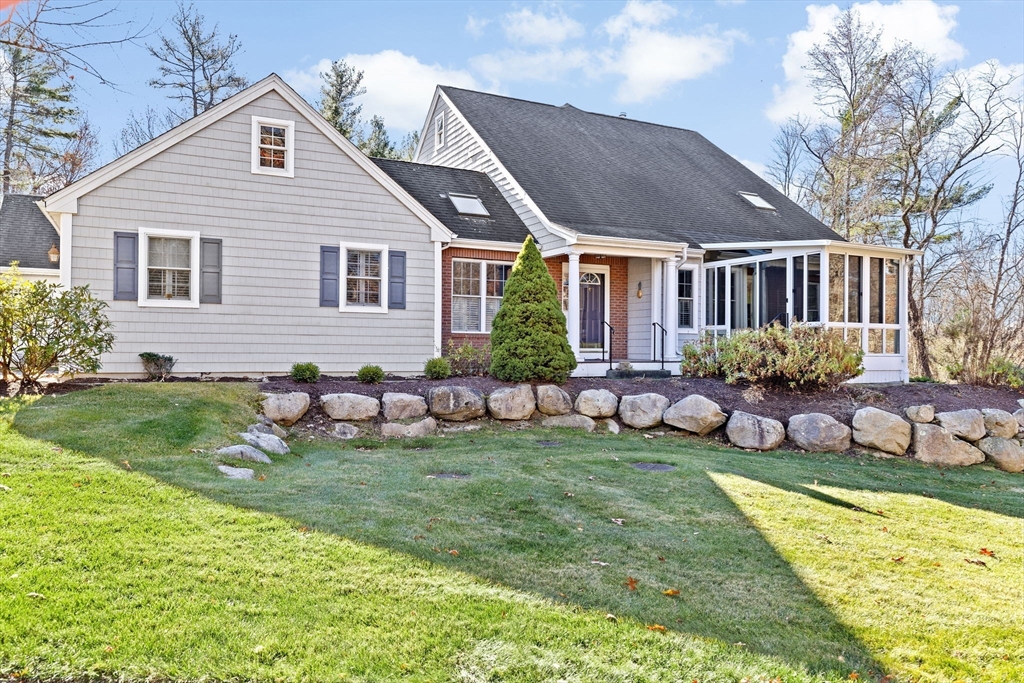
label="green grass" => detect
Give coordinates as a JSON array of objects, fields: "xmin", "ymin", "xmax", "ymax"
[{"xmin": 2, "ymin": 383, "xmax": 1023, "ymax": 682}]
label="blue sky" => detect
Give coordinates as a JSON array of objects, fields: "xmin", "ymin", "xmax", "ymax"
[{"xmin": 75, "ymin": 0, "xmax": 1023, "ymax": 213}]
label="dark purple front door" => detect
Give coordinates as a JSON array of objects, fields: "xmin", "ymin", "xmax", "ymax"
[{"xmin": 580, "ymin": 273, "xmax": 604, "ymax": 350}]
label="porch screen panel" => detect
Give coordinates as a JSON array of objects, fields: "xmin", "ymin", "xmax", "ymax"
[
  {"xmin": 731, "ymin": 264, "xmax": 755, "ymax": 330},
  {"xmin": 847, "ymin": 255, "xmax": 862, "ymax": 323},
  {"xmin": 758, "ymin": 258, "xmax": 787, "ymax": 327},
  {"xmin": 869, "ymin": 257, "xmax": 884, "ymax": 324},
  {"xmin": 807, "ymin": 254, "xmax": 821, "ymax": 322},
  {"xmin": 705, "ymin": 270, "xmax": 715, "ymax": 326},
  {"xmin": 828, "ymin": 254, "xmax": 845, "ymax": 323},
  {"xmin": 793, "ymin": 256, "xmax": 804, "ymax": 322},
  {"xmin": 716, "ymin": 268, "xmax": 726, "ymax": 326},
  {"xmin": 885, "ymin": 259, "xmax": 900, "ymax": 324}
]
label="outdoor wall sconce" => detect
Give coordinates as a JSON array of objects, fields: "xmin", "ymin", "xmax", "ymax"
[
  {"xmin": 636, "ymin": 281, "xmax": 643, "ymax": 299},
  {"xmin": 47, "ymin": 244, "xmax": 60, "ymax": 264}
]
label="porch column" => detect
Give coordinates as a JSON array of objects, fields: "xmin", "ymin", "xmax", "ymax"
[
  {"xmin": 650, "ymin": 258, "xmax": 662, "ymax": 359},
  {"xmin": 567, "ymin": 252, "xmax": 581, "ymax": 357},
  {"xmin": 664, "ymin": 256, "xmax": 679, "ymax": 359}
]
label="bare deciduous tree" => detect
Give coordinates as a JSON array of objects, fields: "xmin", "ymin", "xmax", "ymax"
[
  {"xmin": 21, "ymin": 115, "xmax": 99, "ymax": 193},
  {"xmin": 112, "ymin": 106, "xmax": 178, "ymax": 156}
]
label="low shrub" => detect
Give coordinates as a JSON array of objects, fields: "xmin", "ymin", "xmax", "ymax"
[
  {"xmin": 290, "ymin": 362, "xmax": 321, "ymax": 383},
  {"xmin": 357, "ymin": 364, "xmax": 385, "ymax": 384},
  {"xmin": 680, "ymin": 323, "xmax": 863, "ymax": 390},
  {"xmin": 139, "ymin": 352, "xmax": 176, "ymax": 380},
  {"xmin": 424, "ymin": 356, "xmax": 451, "ymax": 380},
  {"xmin": 974, "ymin": 358, "xmax": 1024, "ymax": 390},
  {"xmin": 444, "ymin": 340, "xmax": 491, "ymax": 377}
]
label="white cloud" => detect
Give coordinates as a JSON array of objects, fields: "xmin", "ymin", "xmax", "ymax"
[
  {"xmin": 766, "ymin": 0, "xmax": 967, "ymax": 123},
  {"xmin": 283, "ymin": 51, "xmax": 479, "ymax": 132},
  {"xmin": 466, "ymin": 15, "xmax": 490, "ymax": 38},
  {"xmin": 503, "ymin": 6, "xmax": 584, "ymax": 45},
  {"xmin": 603, "ymin": 0, "xmax": 677, "ymax": 38},
  {"xmin": 471, "ymin": 47, "xmax": 594, "ymax": 86},
  {"xmin": 735, "ymin": 156, "xmax": 768, "ymax": 180}
]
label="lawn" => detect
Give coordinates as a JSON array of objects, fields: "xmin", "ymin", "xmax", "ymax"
[{"xmin": 2, "ymin": 383, "xmax": 1022, "ymax": 682}]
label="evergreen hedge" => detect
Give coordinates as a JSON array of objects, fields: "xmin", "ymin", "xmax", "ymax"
[{"xmin": 489, "ymin": 236, "xmax": 577, "ymax": 383}]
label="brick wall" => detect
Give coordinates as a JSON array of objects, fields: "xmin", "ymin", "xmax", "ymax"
[{"xmin": 441, "ymin": 248, "xmax": 630, "ymax": 359}]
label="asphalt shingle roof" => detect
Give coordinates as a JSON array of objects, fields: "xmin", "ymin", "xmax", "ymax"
[
  {"xmin": 440, "ymin": 87, "xmax": 843, "ymax": 247},
  {"xmin": 372, "ymin": 158, "xmax": 530, "ymax": 243},
  {"xmin": 0, "ymin": 194, "xmax": 59, "ymax": 270}
]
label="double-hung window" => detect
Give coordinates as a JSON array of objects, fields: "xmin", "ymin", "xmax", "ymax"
[
  {"xmin": 339, "ymin": 243, "xmax": 388, "ymax": 312},
  {"xmin": 452, "ymin": 259, "xmax": 511, "ymax": 332},
  {"xmin": 137, "ymin": 228, "xmax": 201, "ymax": 308},
  {"xmin": 435, "ymin": 113, "xmax": 446, "ymax": 149},
  {"xmin": 677, "ymin": 268, "xmax": 695, "ymax": 329},
  {"xmin": 251, "ymin": 116, "xmax": 294, "ymax": 177}
]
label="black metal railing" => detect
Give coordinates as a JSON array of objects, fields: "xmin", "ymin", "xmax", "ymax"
[
  {"xmin": 601, "ymin": 321, "xmax": 615, "ymax": 372},
  {"xmin": 652, "ymin": 322, "xmax": 666, "ymax": 370}
]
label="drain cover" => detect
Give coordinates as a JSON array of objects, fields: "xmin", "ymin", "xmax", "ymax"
[
  {"xmin": 427, "ymin": 472, "xmax": 470, "ymax": 479},
  {"xmin": 631, "ymin": 462, "xmax": 676, "ymax": 472},
  {"xmin": 536, "ymin": 440, "xmax": 561, "ymax": 447}
]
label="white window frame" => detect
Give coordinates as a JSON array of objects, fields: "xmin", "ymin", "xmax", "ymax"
[
  {"xmin": 137, "ymin": 227, "xmax": 201, "ymax": 309},
  {"xmin": 434, "ymin": 113, "xmax": 446, "ymax": 150},
  {"xmin": 251, "ymin": 116, "xmax": 295, "ymax": 178},
  {"xmin": 677, "ymin": 265, "xmax": 697, "ymax": 331},
  {"xmin": 340, "ymin": 242, "xmax": 388, "ymax": 313},
  {"xmin": 451, "ymin": 258, "xmax": 512, "ymax": 333}
]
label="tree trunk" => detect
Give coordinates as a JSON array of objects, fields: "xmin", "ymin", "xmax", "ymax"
[{"xmin": 3, "ymin": 73, "xmax": 19, "ymax": 195}]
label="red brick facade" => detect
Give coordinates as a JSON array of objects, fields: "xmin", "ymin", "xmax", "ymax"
[{"xmin": 441, "ymin": 247, "xmax": 629, "ymax": 359}]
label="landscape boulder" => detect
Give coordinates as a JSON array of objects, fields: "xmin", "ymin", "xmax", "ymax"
[
  {"xmin": 618, "ymin": 393, "xmax": 670, "ymax": 429},
  {"xmin": 381, "ymin": 417, "xmax": 437, "ymax": 439},
  {"xmin": 321, "ymin": 393, "xmax": 380, "ymax": 421},
  {"xmin": 977, "ymin": 437, "xmax": 1024, "ymax": 473},
  {"xmin": 333, "ymin": 423, "xmax": 359, "ymax": 439},
  {"xmin": 912, "ymin": 423, "xmax": 985, "ymax": 467},
  {"xmin": 215, "ymin": 444, "xmax": 272, "ymax": 464},
  {"xmin": 1015, "ymin": 409, "xmax": 1024, "ymax": 432},
  {"xmin": 428, "ymin": 386, "xmax": 486, "ymax": 421},
  {"xmin": 487, "ymin": 384, "xmax": 536, "ymax": 420},
  {"xmin": 787, "ymin": 413, "xmax": 852, "ymax": 452},
  {"xmin": 541, "ymin": 414, "xmax": 596, "ymax": 432},
  {"xmin": 934, "ymin": 409, "xmax": 986, "ymax": 442},
  {"xmin": 905, "ymin": 405, "xmax": 934, "ymax": 424},
  {"xmin": 725, "ymin": 411, "xmax": 785, "ymax": 451},
  {"xmin": 536, "ymin": 385, "xmax": 573, "ymax": 416},
  {"xmin": 852, "ymin": 407, "xmax": 911, "ymax": 455},
  {"xmin": 663, "ymin": 395, "xmax": 727, "ymax": 435},
  {"xmin": 574, "ymin": 389, "xmax": 618, "ymax": 418},
  {"xmin": 238, "ymin": 432, "xmax": 289, "ymax": 455},
  {"xmin": 261, "ymin": 392, "xmax": 310, "ymax": 426},
  {"xmin": 217, "ymin": 465, "xmax": 254, "ymax": 480},
  {"xmin": 982, "ymin": 409, "xmax": 1019, "ymax": 439},
  {"xmin": 382, "ymin": 393, "xmax": 428, "ymax": 421}
]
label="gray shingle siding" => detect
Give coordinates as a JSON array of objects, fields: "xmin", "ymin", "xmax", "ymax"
[{"xmin": 0, "ymin": 194, "xmax": 60, "ymax": 270}]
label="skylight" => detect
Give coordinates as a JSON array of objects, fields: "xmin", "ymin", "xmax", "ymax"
[
  {"xmin": 739, "ymin": 192, "xmax": 776, "ymax": 211},
  {"xmin": 449, "ymin": 193, "xmax": 490, "ymax": 217}
]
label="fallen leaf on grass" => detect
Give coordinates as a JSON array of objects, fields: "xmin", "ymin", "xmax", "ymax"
[
  {"xmin": 848, "ymin": 674, "xmax": 860, "ymax": 681},
  {"xmin": 448, "ymin": 549, "xmax": 459, "ymax": 557},
  {"xmin": 891, "ymin": 556, "xmax": 904, "ymax": 563},
  {"xmin": 563, "ymin": 491, "xmax": 574, "ymax": 497},
  {"xmin": 662, "ymin": 588, "xmax": 680, "ymax": 596},
  {"xmin": 121, "ymin": 461, "xmax": 132, "ymax": 471},
  {"xmin": 27, "ymin": 593, "xmax": 45, "ymax": 599},
  {"xmin": 980, "ymin": 548, "xmax": 996, "ymax": 558},
  {"xmin": 103, "ymin": 645, "xmax": 114, "ymax": 653},
  {"xmin": 624, "ymin": 576, "xmax": 638, "ymax": 591},
  {"xmin": 413, "ymin": 535, "xmax": 425, "ymax": 541},
  {"xmin": 965, "ymin": 558, "xmax": 988, "ymax": 568},
  {"xmin": 257, "ymin": 474, "xmax": 266, "ymax": 481},
  {"xmin": 646, "ymin": 624, "xmax": 666, "ymax": 632},
  {"xmin": 591, "ymin": 560, "xmax": 609, "ymax": 567},
  {"xmin": 605, "ymin": 613, "xmax": 617, "ymax": 622},
  {"xmin": 658, "ymin": 556, "xmax": 666, "ymax": 562},
  {"xmin": 610, "ymin": 518, "xmax": 624, "ymax": 526}
]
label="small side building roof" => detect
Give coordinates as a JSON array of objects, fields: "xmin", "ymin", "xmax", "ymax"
[
  {"xmin": 372, "ymin": 158, "xmax": 530, "ymax": 244},
  {"xmin": 0, "ymin": 194, "xmax": 59, "ymax": 271}
]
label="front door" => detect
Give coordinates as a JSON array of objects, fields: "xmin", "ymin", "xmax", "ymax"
[{"xmin": 580, "ymin": 272, "xmax": 605, "ymax": 351}]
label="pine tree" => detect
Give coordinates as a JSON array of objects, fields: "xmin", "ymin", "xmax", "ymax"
[
  {"xmin": 490, "ymin": 236, "xmax": 577, "ymax": 384},
  {"xmin": 319, "ymin": 59, "xmax": 365, "ymax": 139},
  {"xmin": 0, "ymin": 46, "xmax": 76, "ymax": 194}
]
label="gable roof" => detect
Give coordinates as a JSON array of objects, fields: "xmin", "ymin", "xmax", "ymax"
[
  {"xmin": 372, "ymin": 159, "xmax": 529, "ymax": 244},
  {"xmin": 0, "ymin": 194, "xmax": 59, "ymax": 270},
  {"xmin": 42, "ymin": 74, "xmax": 453, "ymax": 242},
  {"xmin": 439, "ymin": 86, "xmax": 843, "ymax": 246}
]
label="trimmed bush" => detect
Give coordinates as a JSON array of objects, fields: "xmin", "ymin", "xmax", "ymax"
[
  {"xmin": 424, "ymin": 357, "xmax": 452, "ymax": 380},
  {"xmin": 139, "ymin": 353, "xmax": 176, "ymax": 380},
  {"xmin": 290, "ymin": 362, "xmax": 321, "ymax": 383},
  {"xmin": 444, "ymin": 340, "xmax": 490, "ymax": 377},
  {"xmin": 357, "ymin": 364, "xmax": 385, "ymax": 384},
  {"xmin": 680, "ymin": 323, "xmax": 863, "ymax": 389},
  {"xmin": 489, "ymin": 236, "xmax": 576, "ymax": 384}
]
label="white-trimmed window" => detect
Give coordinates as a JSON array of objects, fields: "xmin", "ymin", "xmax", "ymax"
[
  {"xmin": 435, "ymin": 113, "xmax": 446, "ymax": 149},
  {"xmin": 341, "ymin": 243, "xmax": 388, "ymax": 312},
  {"xmin": 452, "ymin": 259, "xmax": 511, "ymax": 332},
  {"xmin": 138, "ymin": 228, "xmax": 200, "ymax": 308},
  {"xmin": 251, "ymin": 116, "xmax": 294, "ymax": 177},
  {"xmin": 677, "ymin": 267, "xmax": 696, "ymax": 329}
]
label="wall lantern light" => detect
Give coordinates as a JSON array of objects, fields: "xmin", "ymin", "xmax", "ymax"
[
  {"xmin": 636, "ymin": 281, "xmax": 643, "ymax": 299},
  {"xmin": 47, "ymin": 244, "xmax": 60, "ymax": 264}
]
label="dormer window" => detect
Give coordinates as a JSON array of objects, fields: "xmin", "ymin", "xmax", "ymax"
[
  {"xmin": 251, "ymin": 116, "xmax": 294, "ymax": 177},
  {"xmin": 739, "ymin": 192, "xmax": 775, "ymax": 211},
  {"xmin": 449, "ymin": 193, "xmax": 489, "ymax": 217},
  {"xmin": 435, "ymin": 113, "xmax": 446, "ymax": 149}
]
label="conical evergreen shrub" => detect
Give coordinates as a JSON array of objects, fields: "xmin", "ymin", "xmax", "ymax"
[{"xmin": 489, "ymin": 236, "xmax": 577, "ymax": 383}]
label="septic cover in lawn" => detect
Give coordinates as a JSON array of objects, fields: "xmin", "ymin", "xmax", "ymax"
[
  {"xmin": 630, "ymin": 462, "xmax": 676, "ymax": 472},
  {"xmin": 427, "ymin": 472, "xmax": 471, "ymax": 479}
]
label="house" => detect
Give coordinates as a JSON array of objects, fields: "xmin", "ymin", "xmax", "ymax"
[
  {"xmin": 0, "ymin": 194, "xmax": 61, "ymax": 282},
  {"xmin": 36, "ymin": 74, "xmax": 915, "ymax": 382}
]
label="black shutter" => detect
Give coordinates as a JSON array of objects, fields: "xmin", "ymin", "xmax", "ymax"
[
  {"xmin": 388, "ymin": 250, "xmax": 406, "ymax": 309},
  {"xmin": 320, "ymin": 246, "xmax": 340, "ymax": 307},
  {"xmin": 113, "ymin": 232, "xmax": 138, "ymax": 301},
  {"xmin": 199, "ymin": 238, "xmax": 222, "ymax": 304}
]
